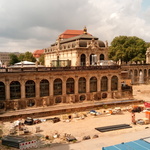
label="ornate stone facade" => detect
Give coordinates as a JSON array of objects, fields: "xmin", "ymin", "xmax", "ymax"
[
  {"xmin": 44, "ymin": 28, "xmax": 108, "ymax": 67},
  {"xmin": 0, "ymin": 28, "xmax": 133, "ymax": 112},
  {"xmin": 0, "ymin": 65, "xmax": 132, "ymax": 112}
]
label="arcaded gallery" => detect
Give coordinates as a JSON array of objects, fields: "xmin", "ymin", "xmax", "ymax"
[{"xmin": 0, "ymin": 28, "xmax": 132, "ymax": 111}]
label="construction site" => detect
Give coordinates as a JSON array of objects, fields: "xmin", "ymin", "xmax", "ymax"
[{"xmin": 0, "ymin": 85, "xmax": 149, "ymax": 150}]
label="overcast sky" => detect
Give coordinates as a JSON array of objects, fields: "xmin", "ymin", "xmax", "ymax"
[{"xmin": 0, "ymin": 0, "xmax": 150, "ymax": 52}]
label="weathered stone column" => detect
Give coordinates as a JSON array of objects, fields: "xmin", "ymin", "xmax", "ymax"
[
  {"xmin": 5, "ymin": 80, "xmax": 10, "ymax": 100},
  {"xmin": 86, "ymin": 75, "xmax": 90, "ymax": 93},
  {"xmin": 62, "ymin": 77, "xmax": 66, "ymax": 95},
  {"xmin": 36, "ymin": 78, "xmax": 40, "ymax": 98},
  {"xmin": 62, "ymin": 77, "xmax": 67, "ymax": 103},
  {"xmin": 86, "ymin": 53, "xmax": 90, "ymax": 66},
  {"xmin": 49, "ymin": 77, "xmax": 53, "ymax": 96},
  {"xmin": 75, "ymin": 76, "xmax": 78, "ymax": 94},
  {"xmin": 107, "ymin": 76, "xmax": 112, "ymax": 99},
  {"xmin": 97, "ymin": 75, "xmax": 101, "ymax": 92},
  {"xmin": 21, "ymin": 81, "xmax": 25, "ymax": 99}
]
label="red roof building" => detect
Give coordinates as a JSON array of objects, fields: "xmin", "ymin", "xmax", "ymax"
[
  {"xmin": 33, "ymin": 49, "xmax": 44, "ymax": 59},
  {"xmin": 59, "ymin": 27, "xmax": 91, "ymax": 39}
]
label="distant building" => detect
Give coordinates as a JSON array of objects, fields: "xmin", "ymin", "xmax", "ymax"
[
  {"xmin": 33, "ymin": 49, "xmax": 44, "ymax": 61},
  {"xmin": 44, "ymin": 27, "xmax": 108, "ymax": 67},
  {"xmin": 0, "ymin": 52, "xmax": 20, "ymax": 67}
]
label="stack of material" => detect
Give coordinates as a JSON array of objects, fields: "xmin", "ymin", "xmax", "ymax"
[
  {"xmin": 95, "ymin": 124, "xmax": 132, "ymax": 132},
  {"xmin": 2, "ymin": 135, "xmax": 25, "ymax": 149}
]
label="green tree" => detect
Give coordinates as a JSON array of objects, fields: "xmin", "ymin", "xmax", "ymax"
[
  {"xmin": 9, "ymin": 54, "xmax": 19, "ymax": 65},
  {"xmin": 18, "ymin": 53, "xmax": 25, "ymax": 61},
  {"xmin": 23, "ymin": 51, "xmax": 36, "ymax": 62},
  {"xmin": 38, "ymin": 54, "xmax": 45, "ymax": 65},
  {"xmin": 109, "ymin": 36, "xmax": 147, "ymax": 64}
]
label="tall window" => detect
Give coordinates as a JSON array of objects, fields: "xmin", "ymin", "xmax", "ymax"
[
  {"xmin": 111, "ymin": 76, "xmax": 118, "ymax": 91},
  {"xmin": 90, "ymin": 54, "xmax": 96, "ymax": 65},
  {"xmin": 0, "ymin": 82, "xmax": 5, "ymax": 100},
  {"xmin": 25, "ymin": 80, "xmax": 35, "ymax": 98},
  {"xmin": 54, "ymin": 79, "xmax": 62, "ymax": 95},
  {"xmin": 148, "ymin": 69, "xmax": 150, "ymax": 76},
  {"xmin": 101, "ymin": 76, "xmax": 108, "ymax": 91},
  {"xmin": 78, "ymin": 77, "xmax": 86, "ymax": 93},
  {"xmin": 134, "ymin": 69, "xmax": 138, "ymax": 76},
  {"xmin": 66, "ymin": 78, "xmax": 74, "ymax": 94},
  {"xmin": 80, "ymin": 54, "xmax": 86, "ymax": 66},
  {"xmin": 90, "ymin": 77, "xmax": 97, "ymax": 92},
  {"xmin": 40, "ymin": 79, "xmax": 49, "ymax": 97},
  {"xmin": 100, "ymin": 54, "xmax": 104, "ymax": 60},
  {"xmin": 10, "ymin": 81, "xmax": 21, "ymax": 99}
]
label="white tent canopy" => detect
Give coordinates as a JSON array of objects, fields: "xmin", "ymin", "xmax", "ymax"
[{"xmin": 15, "ymin": 61, "xmax": 35, "ymax": 65}]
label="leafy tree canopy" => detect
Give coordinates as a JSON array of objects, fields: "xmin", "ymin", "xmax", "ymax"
[
  {"xmin": 18, "ymin": 52, "xmax": 36, "ymax": 62},
  {"xmin": 109, "ymin": 36, "xmax": 147, "ymax": 64},
  {"xmin": 9, "ymin": 54, "xmax": 19, "ymax": 65},
  {"xmin": 23, "ymin": 51, "xmax": 36, "ymax": 62}
]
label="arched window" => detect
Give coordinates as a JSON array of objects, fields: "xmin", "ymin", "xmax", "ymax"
[
  {"xmin": 25, "ymin": 80, "xmax": 35, "ymax": 98},
  {"xmin": 10, "ymin": 81, "xmax": 21, "ymax": 100},
  {"xmin": 101, "ymin": 76, "xmax": 108, "ymax": 91},
  {"xmin": 80, "ymin": 54, "xmax": 86, "ymax": 66},
  {"xmin": 90, "ymin": 54, "xmax": 97, "ymax": 65},
  {"xmin": 78, "ymin": 77, "xmax": 86, "ymax": 93},
  {"xmin": 54, "ymin": 79, "xmax": 62, "ymax": 95},
  {"xmin": 0, "ymin": 82, "xmax": 5, "ymax": 100},
  {"xmin": 134, "ymin": 70, "xmax": 138, "ymax": 76},
  {"xmin": 148, "ymin": 69, "xmax": 150, "ymax": 77},
  {"xmin": 40, "ymin": 79, "xmax": 49, "ymax": 97},
  {"xmin": 111, "ymin": 76, "xmax": 118, "ymax": 91},
  {"xmin": 66, "ymin": 78, "xmax": 74, "ymax": 94},
  {"xmin": 144, "ymin": 69, "xmax": 147, "ymax": 77},
  {"xmin": 100, "ymin": 54, "xmax": 104, "ymax": 60},
  {"xmin": 90, "ymin": 77, "xmax": 97, "ymax": 92}
]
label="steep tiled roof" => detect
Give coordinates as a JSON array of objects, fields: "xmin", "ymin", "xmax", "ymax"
[
  {"xmin": 33, "ymin": 49, "xmax": 44, "ymax": 58},
  {"xmin": 60, "ymin": 30, "xmax": 91, "ymax": 39}
]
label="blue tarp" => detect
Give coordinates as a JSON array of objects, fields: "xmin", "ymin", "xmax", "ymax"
[{"xmin": 102, "ymin": 139, "xmax": 150, "ymax": 150}]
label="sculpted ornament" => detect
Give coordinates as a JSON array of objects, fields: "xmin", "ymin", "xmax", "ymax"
[{"xmin": 89, "ymin": 39, "xmax": 97, "ymax": 51}]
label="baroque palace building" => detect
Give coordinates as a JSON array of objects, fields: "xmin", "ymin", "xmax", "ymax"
[{"xmin": 0, "ymin": 27, "xmax": 132, "ymax": 112}]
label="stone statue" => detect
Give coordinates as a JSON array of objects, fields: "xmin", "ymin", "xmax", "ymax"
[{"xmin": 105, "ymin": 40, "xmax": 108, "ymax": 47}]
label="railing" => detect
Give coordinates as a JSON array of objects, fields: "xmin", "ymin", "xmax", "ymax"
[{"xmin": 0, "ymin": 65, "xmax": 121, "ymax": 73}]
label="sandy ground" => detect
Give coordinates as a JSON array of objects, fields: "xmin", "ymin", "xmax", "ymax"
[{"xmin": 0, "ymin": 84, "xmax": 150, "ymax": 150}]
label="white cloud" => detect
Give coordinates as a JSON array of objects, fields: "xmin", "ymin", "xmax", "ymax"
[{"xmin": 0, "ymin": 0, "xmax": 150, "ymax": 52}]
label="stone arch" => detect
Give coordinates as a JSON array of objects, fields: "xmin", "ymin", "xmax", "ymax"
[
  {"xmin": 79, "ymin": 94, "xmax": 86, "ymax": 101},
  {"xmin": 90, "ymin": 76, "xmax": 97, "ymax": 92},
  {"xmin": 25, "ymin": 80, "xmax": 35, "ymax": 98},
  {"xmin": 101, "ymin": 76, "xmax": 108, "ymax": 91},
  {"xmin": 40, "ymin": 79, "xmax": 49, "ymax": 97},
  {"xmin": 78, "ymin": 77, "xmax": 86, "ymax": 93},
  {"xmin": 111, "ymin": 75, "xmax": 118, "ymax": 91},
  {"xmin": 0, "ymin": 82, "xmax": 5, "ymax": 100},
  {"xmin": 55, "ymin": 97, "xmax": 62, "ymax": 104},
  {"xmin": 102, "ymin": 93, "xmax": 107, "ymax": 99},
  {"xmin": 10, "ymin": 81, "xmax": 21, "ymax": 100},
  {"xmin": 27, "ymin": 99, "xmax": 35, "ymax": 107},
  {"xmin": 66, "ymin": 78, "xmax": 74, "ymax": 94},
  {"xmin": 54, "ymin": 78, "xmax": 62, "ymax": 95}
]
